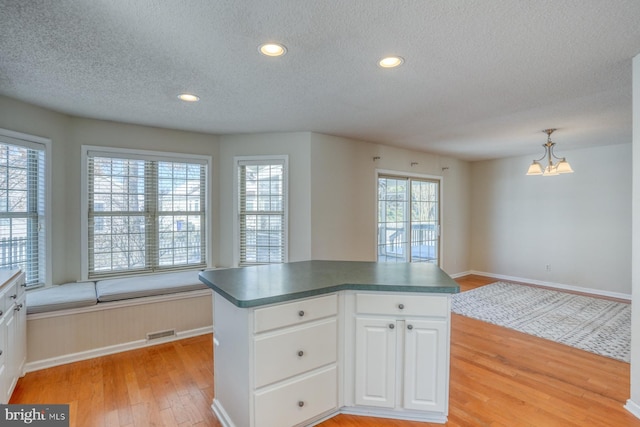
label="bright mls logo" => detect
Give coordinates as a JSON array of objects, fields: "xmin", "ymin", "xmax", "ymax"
[{"xmin": 1, "ymin": 405, "xmax": 69, "ymax": 426}]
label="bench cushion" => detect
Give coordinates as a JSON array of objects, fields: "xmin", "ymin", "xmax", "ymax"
[
  {"xmin": 96, "ymin": 270, "xmax": 207, "ymax": 302},
  {"xmin": 26, "ymin": 282, "xmax": 97, "ymax": 314}
]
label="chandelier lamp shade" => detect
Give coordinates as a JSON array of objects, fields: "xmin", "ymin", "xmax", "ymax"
[{"xmin": 526, "ymin": 129, "xmax": 574, "ymax": 176}]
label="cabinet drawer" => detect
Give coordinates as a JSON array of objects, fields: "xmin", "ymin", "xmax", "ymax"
[
  {"xmin": 254, "ymin": 318, "xmax": 337, "ymax": 388},
  {"xmin": 0, "ymin": 285, "xmax": 17, "ymax": 316},
  {"xmin": 355, "ymin": 293, "xmax": 449, "ymax": 317},
  {"xmin": 254, "ymin": 294, "xmax": 337, "ymax": 333},
  {"xmin": 254, "ymin": 365, "xmax": 337, "ymax": 427}
]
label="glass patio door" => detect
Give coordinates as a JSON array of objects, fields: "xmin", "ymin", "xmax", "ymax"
[{"xmin": 377, "ymin": 175, "xmax": 440, "ymax": 264}]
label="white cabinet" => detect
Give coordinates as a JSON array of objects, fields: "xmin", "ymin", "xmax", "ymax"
[
  {"xmin": 349, "ymin": 292, "xmax": 450, "ymax": 422},
  {"xmin": 211, "ymin": 289, "xmax": 452, "ymax": 427},
  {"xmin": 403, "ymin": 319, "xmax": 447, "ymax": 412},
  {"xmin": 354, "ymin": 317, "xmax": 396, "ymax": 408},
  {"xmin": 0, "ymin": 270, "xmax": 26, "ymax": 404},
  {"xmin": 213, "ymin": 293, "xmax": 339, "ymax": 427}
]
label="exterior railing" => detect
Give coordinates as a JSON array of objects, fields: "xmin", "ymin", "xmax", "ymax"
[
  {"xmin": 378, "ymin": 224, "xmax": 438, "ymax": 262},
  {"xmin": 0, "ymin": 237, "xmax": 27, "ymax": 270}
]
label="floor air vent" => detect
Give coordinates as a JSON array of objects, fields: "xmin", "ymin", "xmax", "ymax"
[{"xmin": 147, "ymin": 329, "xmax": 176, "ymax": 341}]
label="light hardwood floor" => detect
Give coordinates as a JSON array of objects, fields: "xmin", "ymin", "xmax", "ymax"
[{"xmin": 11, "ymin": 275, "xmax": 639, "ymax": 426}]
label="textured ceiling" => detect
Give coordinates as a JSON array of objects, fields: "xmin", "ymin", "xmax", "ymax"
[{"xmin": 1, "ymin": 1, "xmax": 640, "ymax": 160}]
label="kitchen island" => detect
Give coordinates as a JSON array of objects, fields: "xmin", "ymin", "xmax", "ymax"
[{"xmin": 199, "ymin": 261, "xmax": 459, "ymax": 427}]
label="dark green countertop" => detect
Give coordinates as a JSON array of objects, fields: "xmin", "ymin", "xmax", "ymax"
[{"xmin": 199, "ymin": 261, "xmax": 460, "ymax": 308}]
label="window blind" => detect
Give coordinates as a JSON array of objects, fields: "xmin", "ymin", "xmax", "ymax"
[
  {"xmin": 0, "ymin": 140, "xmax": 46, "ymax": 286},
  {"xmin": 238, "ymin": 160, "xmax": 285, "ymax": 266},
  {"xmin": 87, "ymin": 153, "xmax": 207, "ymax": 278}
]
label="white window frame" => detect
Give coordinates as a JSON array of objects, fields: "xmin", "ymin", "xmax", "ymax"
[
  {"xmin": 375, "ymin": 169, "xmax": 443, "ymax": 266},
  {"xmin": 81, "ymin": 145, "xmax": 212, "ymax": 280},
  {"xmin": 233, "ymin": 155, "xmax": 289, "ymax": 267},
  {"xmin": 0, "ymin": 128, "xmax": 52, "ymax": 287}
]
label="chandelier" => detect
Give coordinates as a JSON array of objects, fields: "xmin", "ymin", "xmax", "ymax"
[{"xmin": 526, "ymin": 129, "xmax": 574, "ymax": 176}]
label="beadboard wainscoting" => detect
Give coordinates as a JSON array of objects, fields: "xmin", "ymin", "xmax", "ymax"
[{"xmin": 26, "ymin": 289, "xmax": 213, "ymax": 371}]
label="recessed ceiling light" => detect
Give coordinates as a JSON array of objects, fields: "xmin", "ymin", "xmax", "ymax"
[
  {"xmin": 378, "ymin": 56, "xmax": 404, "ymax": 68},
  {"xmin": 259, "ymin": 43, "xmax": 287, "ymax": 57},
  {"xmin": 177, "ymin": 93, "xmax": 200, "ymax": 102}
]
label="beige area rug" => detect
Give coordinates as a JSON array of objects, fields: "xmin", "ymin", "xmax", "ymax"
[{"xmin": 452, "ymin": 282, "xmax": 630, "ymax": 362}]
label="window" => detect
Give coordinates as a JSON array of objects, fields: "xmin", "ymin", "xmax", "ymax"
[
  {"xmin": 236, "ymin": 156, "xmax": 288, "ymax": 266},
  {"xmin": 0, "ymin": 129, "xmax": 49, "ymax": 287},
  {"xmin": 84, "ymin": 147, "xmax": 210, "ymax": 279},
  {"xmin": 377, "ymin": 174, "xmax": 440, "ymax": 264}
]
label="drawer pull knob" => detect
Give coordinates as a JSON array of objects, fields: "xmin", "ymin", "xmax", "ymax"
[
  {"xmin": 388, "ymin": 323, "xmax": 395, "ymax": 329},
  {"xmin": 21, "ymin": 283, "xmax": 26, "ymax": 287},
  {"xmin": 298, "ymin": 310, "xmax": 305, "ymax": 317},
  {"xmin": 398, "ymin": 303, "xmax": 404, "ymax": 310},
  {"xmin": 298, "ymin": 401, "xmax": 305, "ymax": 407},
  {"xmin": 10, "ymin": 294, "xmax": 16, "ymax": 299},
  {"xmin": 297, "ymin": 350, "xmax": 304, "ymax": 357},
  {"xmin": 407, "ymin": 324, "xmax": 413, "ymax": 330}
]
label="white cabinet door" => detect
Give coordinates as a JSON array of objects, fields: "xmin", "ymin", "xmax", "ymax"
[
  {"xmin": 403, "ymin": 319, "xmax": 447, "ymax": 412},
  {"xmin": 14, "ymin": 294, "xmax": 26, "ymax": 379},
  {"xmin": 354, "ymin": 317, "xmax": 396, "ymax": 408},
  {"xmin": 4, "ymin": 307, "xmax": 16, "ymax": 403},
  {"xmin": 0, "ymin": 314, "xmax": 6, "ymax": 404},
  {"xmin": 4, "ymin": 294, "xmax": 26, "ymax": 404}
]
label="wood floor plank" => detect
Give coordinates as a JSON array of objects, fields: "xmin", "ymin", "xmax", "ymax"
[{"xmin": 10, "ymin": 276, "xmax": 639, "ymax": 426}]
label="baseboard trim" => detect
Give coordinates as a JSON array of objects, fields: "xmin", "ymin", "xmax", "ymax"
[
  {"xmin": 339, "ymin": 406, "xmax": 447, "ymax": 423},
  {"xmin": 626, "ymin": 399, "xmax": 640, "ymax": 419},
  {"xmin": 212, "ymin": 399, "xmax": 236, "ymax": 427},
  {"xmin": 448, "ymin": 271, "xmax": 471, "ymax": 279},
  {"xmin": 468, "ymin": 270, "xmax": 631, "ymax": 301},
  {"xmin": 25, "ymin": 325, "xmax": 213, "ymax": 373}
]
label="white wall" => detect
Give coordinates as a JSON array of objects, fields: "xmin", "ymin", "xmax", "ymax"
[
  {"xmin": 628, "ymin": 52, "xmax": 640, "ymax": 416},
  {"xmin": 470, "ymin": 143, "xmax": 632, "ymax": 295},
  {"xmin": 67, "ymin": 117, "xmax": 220, "ymax": 277},
  {"xmin": 217, "ymin": 132, "xmax": 312, "ymax": 267},
  {"xmin": 215, "ymin": 132, "xmax": 472, "ymax": 275},
  {"xmin": 0, "ymin": 96, "xmax": 473, "ymax": 279},
  {"xmin": 0, "ymin": 95, "xmax": 220, "ymax": 283},
  {"xmin": 309, "ymin": 133, "xmax": 471, "ymax": 276},
  {"xmin": 0, "ymin": 96, "xmax": 71, "ymax": 285},
  {"xmin": 309, "ymin": 134, "xmax": 376, "ymax": 261}
]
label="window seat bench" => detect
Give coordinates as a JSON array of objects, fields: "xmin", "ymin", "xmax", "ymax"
[
  {"xmin": 26, "ymin": 270, "xmax": 209, "ymax": 314},
  {"xmin": 24, "ymin": 270, "xmax": 214, "ymax": 372}
]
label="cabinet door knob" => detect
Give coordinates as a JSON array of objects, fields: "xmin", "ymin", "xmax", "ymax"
[
  {"xmin": 0, "ymin": 310, "xmax": 2, "ymax": 316},
  {"xmin": 407, "ymin": 324, "xmax": 413, "ymax": 330},
  {"xmin": 298, "ymin": 310, "xmax": 305, "ymax": 317},
  {"xmin": 398, "ymin": 303, "xmax": 404, "ymax": 310},
  {"xmin": 297, "ymin": 350, "xmax": 304, "ymax": 357},
  {"xmin": 10, "ymin": 294, "xmax": 16, "ymax": 299},
  {"xmin": 388, "ymin": 323, "xmax": 395, "ymax": 329},
  {"xmin": 0, "ymin": 350, "xmax": 2, "ymax": 356},
  {"xmin": 20, "ymin": 283, "xmax": 26, "ymax": 287},
  {"xmin": 298, "ymin": 401, "xmax": 305, "ymax": 407}
]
